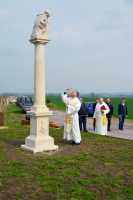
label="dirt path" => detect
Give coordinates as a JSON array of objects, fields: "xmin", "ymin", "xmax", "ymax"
[{"xmin": 49, "ymin": 110, "xmax": 133, "ymax": 140}]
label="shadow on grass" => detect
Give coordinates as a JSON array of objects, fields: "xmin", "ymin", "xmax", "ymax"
[
  {"xmin": 6, "ymin": 139, "xmax": 24, "ymax": 147},
  {"xmin": 6, "ymin": 110, "xmax": 23, "ymax": 114},
  {"xmin": 13, "ymin": 110, "xmax": 23, "ymax": 114}
]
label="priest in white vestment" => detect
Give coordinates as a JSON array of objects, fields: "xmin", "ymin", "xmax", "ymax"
[
  {"xmin": 93, "ymin": 98, "xmax": 110, "ymax": 135},
  {"xmin": 61, "ymin": 89, "xmax": 81, "ymax": 145}
]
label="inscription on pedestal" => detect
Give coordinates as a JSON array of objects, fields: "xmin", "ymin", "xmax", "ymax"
[
  {"xmin": 38, "ymin": 118, "xmax": 48, "ymax": 135},
  {"xmin": 40, "ymin": 121, "xmax": 45, "ymax": 134}
]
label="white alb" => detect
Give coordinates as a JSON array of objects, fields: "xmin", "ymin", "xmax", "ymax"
[
  {"xmin": 61, "ymin": 94, "xmax": 81, "ymax": 143},
  {"xmin": 93, "ymin": 102, "xmax": 110, "ymax": 135}
]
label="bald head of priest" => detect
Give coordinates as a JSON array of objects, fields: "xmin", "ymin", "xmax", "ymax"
[
  {"xmin": 71, "ymin": 90, "xmax": 79, "ymax": 98},
  {"xmin": 99, "ymin": 98, "xmax": 104, "ymax": 104},
  {"xmin": 66, "ymin": 89, "xmax": 79, "ymax": 98}
]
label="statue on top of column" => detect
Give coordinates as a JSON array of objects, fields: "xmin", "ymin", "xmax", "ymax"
[{"xmin": 31, "ymin": 10, "xmax": 50, "ymax": 39}]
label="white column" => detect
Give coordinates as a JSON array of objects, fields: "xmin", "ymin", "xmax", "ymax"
[
  {"xmin": 34, "ymin": 43, "xmax": 46, "ymax": 108},
  {"xmin": 21, "ymin": 38, "xmax": 58, "ymax": 153}
]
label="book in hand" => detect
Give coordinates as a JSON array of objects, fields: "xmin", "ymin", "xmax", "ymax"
[{"xmin": 100, "ymin": 105, "xmax": 106, "ymax": 111}]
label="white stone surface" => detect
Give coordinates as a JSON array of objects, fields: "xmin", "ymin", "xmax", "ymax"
[
  {"xmin": 31, "ymin": 10, "xmax": 50, "ymax": 39},
  {"xmin": 21, "ymin": 145, "xmax": 58, "ymax": 153},
  {"xmin": 21, "ymin": 11, "xmax": 58, "ymax": 153}
]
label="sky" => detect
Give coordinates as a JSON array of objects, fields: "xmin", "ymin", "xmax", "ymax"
[{"xmin": 0, "ymin": 0, "xmax": 133, "ymax": 94}]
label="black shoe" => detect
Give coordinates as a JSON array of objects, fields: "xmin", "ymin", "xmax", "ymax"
[
  {"xmin": 84, "ymin": 130, "xmax": 88, "ymax": 132},
  {"xmin": 108, "ymin": 129, "xmax": 111, "ymax": 131},
  {"xmin": 72, "ymin": 143, "xmax": 80, "ymax": 146},
  {"xmin": 69, "ymin": 141, "xmax": 75, "ymax": 145}
]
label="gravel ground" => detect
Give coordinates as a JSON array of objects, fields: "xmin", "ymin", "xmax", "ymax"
[{"xmin": 49, "ymin": 110, "xmax": 133, "ymax": 140}]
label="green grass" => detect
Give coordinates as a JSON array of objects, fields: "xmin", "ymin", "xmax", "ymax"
[
  {"xmin": 0, "ymin": 104, "xmax": 133, "ymax": 199},
  {"xmin": 46, "ymin": 96, "xmax": 133, "ymax": 120}
]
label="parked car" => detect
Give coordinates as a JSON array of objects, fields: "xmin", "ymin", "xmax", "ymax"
[
  {"xmin": 22, "ymin": 97, "xmax": 34, "ymax": 114},
  {"xmin": 20, "ymin": 101, "xmax": 24, "ymax": 108},
  {"xmin": 15, "ymin": 98, "xmax": 18, "ymax": 105},
  {"xmin": 16, "ymin": 96, "xmax": 24, "ymax": 106},
  {"xmin": 10, "ymin": 98, "xmax": 17, "ymax": 104},
  {"xmin": 84, "ymin": 102, "xmax": 94, "ymax": 117}
]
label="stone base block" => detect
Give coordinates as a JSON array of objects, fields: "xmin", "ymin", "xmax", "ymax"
[
  {"xmin": 0, "ymin": 112, "xmax": 4, "ymax": 126},
  {"xmin": 21, "ymin": 144, "xmax": 58, "ymax": 153},
  {"xmin": 21, "ymin": 135, "xmax": 58, "ymax": 153},
  {"xmin": 21, "ymin": 119, "xmax": 30, "ymax": 126},
  {"xmin": 25, "ymin": 135, "xmax": 55, "ymax": 148},
  {"xmin": 49, "ymin": 124, "xmax": 62, "ymax": 129}
]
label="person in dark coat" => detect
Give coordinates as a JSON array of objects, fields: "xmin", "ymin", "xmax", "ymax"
[
  {"xmin": 78, "ymin": 98, "xmax": 88, "ymax": 132},
  {"xmin": 106, "ymin": 98, "xmax": 114, "ymax": 131},
  {"xmin": 118, "ymin": 98, "xmax": 128, "ymax": 131},
  {"xmin": 93, "ymin": 99, "xmax": 99, "ymax": 130}
]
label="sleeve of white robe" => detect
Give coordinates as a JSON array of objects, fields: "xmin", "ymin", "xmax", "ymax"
[
  {"xmin": 67, "ymin": 99, "xmax": 81, "ymax": 115},
  {"xmin": 93, "ymin": 103, "xmax": 98, "ymax": 118},
  {"xmin": 61, "ymin": 93, "xmax": 68, "ymax": 104},
  {"xmin": 93, "ymin": 109, "xmax": 96, "ymax": 118},
  {"xmin": 103, "ymin": 103, "xmax": 110, "ymax": 115}
]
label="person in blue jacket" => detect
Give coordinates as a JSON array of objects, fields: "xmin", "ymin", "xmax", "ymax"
[{"xmin": 118, "ymin": 98, "xmax": 128, "ymax": 131}]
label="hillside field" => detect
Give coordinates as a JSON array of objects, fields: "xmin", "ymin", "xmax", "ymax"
[
  {"xmin": 46, "ymin": 96, "xmax": 133, "ymax": 119},
  {"xmin": 0, "ymin": 104, "xmax": 133, "ymax": 200}
]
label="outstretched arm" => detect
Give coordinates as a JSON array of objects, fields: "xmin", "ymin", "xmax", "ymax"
[{"xmin": 61, "ymin": 88, "xmax": 70, "ymax": 104}]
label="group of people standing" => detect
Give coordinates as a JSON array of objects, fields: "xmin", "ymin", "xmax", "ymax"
[
  {"xmin": 92, "ymin": 97, "xmax": 128, "ymax": 133},
  {"xmin": 61, "ymin": 89, "xmax": 128, "ymax": 146}
]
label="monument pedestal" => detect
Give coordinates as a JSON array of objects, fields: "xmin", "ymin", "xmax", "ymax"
[
  {"xmin": 21, "ymin": 108, "xmax": 58, "ymax": 153},
  {"xmin": 21, "ymin": 17, "xmax": 58, "ymax": 152}
]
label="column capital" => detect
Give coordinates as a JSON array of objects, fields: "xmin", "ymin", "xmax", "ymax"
[{"xmin": 29, "ymin": 37, "xmax": 51, "ymax": 45}]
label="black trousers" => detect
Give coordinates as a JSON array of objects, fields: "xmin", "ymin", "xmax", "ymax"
[
  {"xmin": 107, "ymin": 116, "xmax": 111, "ymax": 130},
  {"xmin": 93, "ymin": 118, "xmax": 95, "ymax": 131},
  {"xmin": 79, "ymin": 116, "xmax": 87, "ymax": 131}
]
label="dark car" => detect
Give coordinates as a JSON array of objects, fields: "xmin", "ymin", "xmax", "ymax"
[
  {"xmin": 16, "ymin": 96, "xmax": 24, "ymax": 106},
  {"xmin": 84, "ymin": 102, "xmax": 94, "ymax": 117},
  {"xmin": 22, "ymin": 96, "xmax": 34, "ymax": 114}
]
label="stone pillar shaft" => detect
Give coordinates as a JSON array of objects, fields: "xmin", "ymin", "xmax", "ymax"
[{"xmin": 34, "ymin": 44, "xmax": 46, "ymax": 108}]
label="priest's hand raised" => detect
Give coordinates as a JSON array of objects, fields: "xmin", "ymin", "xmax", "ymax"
[
  {"xmin": 66, "ymin": 104, "xmax": 68, "ymax": 108},
  {"xmin": 66, "ymin": 88, "xmax": 70, "ymax": 93}
]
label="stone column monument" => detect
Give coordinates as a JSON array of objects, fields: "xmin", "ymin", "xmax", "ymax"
[{"xmin": 21, "ymin": 11, "xmax": 58, "ymax": 153}]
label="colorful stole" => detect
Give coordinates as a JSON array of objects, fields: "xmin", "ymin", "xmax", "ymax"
[
  {"xmin": 95, "ymin": 113, "xmax": 107, "ymax": 128},
  {"xmin": 64, "ymin": 97, "xmax": 78, "ymax": 133},
  {"xmin": 95, "ymin": 114, "xmax": 97, "ymax": 128},
  {"xmin": 103, "ymin": 114, "xmax": 107, "ymax": 125}
]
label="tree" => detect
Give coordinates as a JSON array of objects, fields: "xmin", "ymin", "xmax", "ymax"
[{"xmin": 91, "ymin": 92, "xmax": 95, "ymax": 97}]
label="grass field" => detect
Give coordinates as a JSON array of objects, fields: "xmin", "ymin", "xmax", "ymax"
[
  {"xmin": 0, "ymin": 104, "xmax": 133, "ymax": 199},
  {"xmin": 46, "ymin": 96, "xmax": 133, "ymax": 119}
]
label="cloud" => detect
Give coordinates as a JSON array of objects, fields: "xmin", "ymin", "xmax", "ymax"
[
  {"xmin": 0, "ymin": 9, "xmax": 12, "ymax": 18},
  {"xmin": 61, "ymin": 25, "xmax": 80, "ymax": 46},
  {"xmin": 51, "ymin": 31, "xmax": 59, "ymax": 38},
  {"xmin": 80, "ymin": 52, "xmax": 105, "ymax": 62},
  {"xmin": 91, "ymin": 53, "xmax": 105, "ymax": 60},
  {"xmin": 63, "ymin": 25, "xmax": 80, "ymax": 38},
  {"xmin": 98, "ymin": 67, "xmax": 108, "ymax": 72}
]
